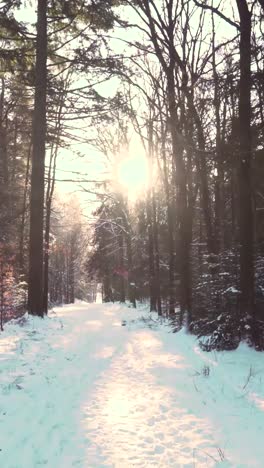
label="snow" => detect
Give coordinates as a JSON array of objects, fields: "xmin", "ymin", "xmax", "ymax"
[
  {"xmin": 1, "ymin": 303, "xmax": 264, "ymax": 467},
  {"xmin": 223, "ymin": 287, "xmax": 240, "ymax": 294}
]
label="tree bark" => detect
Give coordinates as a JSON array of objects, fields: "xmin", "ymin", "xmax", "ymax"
[
  {"xmin": 147, "ymin": 119, "xmax": 157, "ymax": 311},
  {"xmin": 236, "ymin": 0, "xmax": 255, "ymax": 317},
  {"xmin": 118, "ymin": 233, "xmax": 126, "ymax": 303},
  {"xmin": 43, "ymin": 198, "xmax": 51, "ymax": 313},
  {"xmin": 19, "ymin": 142, "xmax": 31, "ymax": 273},
  {"xmin": 212, "ymin": 12, "xmax": 224, "ymax": 253},
  {"xmin": 28, "ymin": 0, "xmax": 47, "ymax": 316},
  {"xmin": 152, "ymin": 189, "xmax": 162, "ymax": 315}
]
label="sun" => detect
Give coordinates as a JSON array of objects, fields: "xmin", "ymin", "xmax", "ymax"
[{"xmin": 117, "ymin": 153, "xmax": 149, "ymax": 198}]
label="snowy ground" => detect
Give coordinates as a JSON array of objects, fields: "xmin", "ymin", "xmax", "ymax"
[{"xmin": 1, "ymin": 302, "xmax": 264, "ymax": 467}]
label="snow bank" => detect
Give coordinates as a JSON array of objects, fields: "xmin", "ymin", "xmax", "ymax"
[{"xmin": 0, "ymin": 303, "xmax": 263, "ymax": 467}]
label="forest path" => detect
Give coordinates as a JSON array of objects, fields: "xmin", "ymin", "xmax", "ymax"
[{"xmin": 1, "ymin": 303, "xmax": 263, "ymax": 467}]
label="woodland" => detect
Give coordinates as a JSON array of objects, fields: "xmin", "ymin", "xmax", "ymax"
[{"xmin": 0, "ymin": 0, "xmax": 264, "ymax": 351}]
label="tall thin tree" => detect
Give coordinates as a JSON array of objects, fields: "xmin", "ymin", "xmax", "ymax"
[
  {"xmin": 28, "ymin": 0, "xmax": 47, "ymax": 316},
  {"xmin": 236, "ymin": 0, "xmax": 254, "ymax": 319}
]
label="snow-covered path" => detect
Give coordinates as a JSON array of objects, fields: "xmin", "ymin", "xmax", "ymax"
[{"xmin": 1, "ymin": 303, "xmax": 264, "ymax": 467}]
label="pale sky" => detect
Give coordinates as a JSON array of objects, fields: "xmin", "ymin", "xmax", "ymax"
[{"xmin": 14, "ymin": 0, "xmax": 240, "ymax": 216}]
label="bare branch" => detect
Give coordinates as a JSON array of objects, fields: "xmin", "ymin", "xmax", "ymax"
[{"xmin": 192, "ymin": 0, "xmax": 240, "ymax": 30}]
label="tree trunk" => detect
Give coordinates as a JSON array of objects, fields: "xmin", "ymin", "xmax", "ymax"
[
  {"xmin": 146, "ymin": 197, "xmax": 156, "ymax": 311},
  {"xmin": 212, "ymin": 12, "xmax": 224, "ymax": 252},
  {"xmin": 19, "ymin": 142, "xmax": 31, "ymax": 273},
  {"xmin": 236, "ymin": 0, "xmax": 255, "ymax": 318},
  {"xmin": 28, "ymin": 0, "xmax": 47, "ymax": 316},
  {"xmin": 152, "ymin": 189, "xmax": 162, "ymax": 315},
  {"xmin": 126, "ymin": 233, "xmax": 136, "ymax": 307},
  {"xmin": 43, "ymin": 198, "xmax": 51, "ymax": 314},
  {"xmin": 69, "ymin": 234, "xmax": 75, "ymax": 304},
  {"xmin": 118, "ymin": 233, "xmax": 126, "ymax": 303},
  {"xmin": 0, "ymin": 79, "xmax": 8, "ymax": 188},
  {"xmin": 146, "ymin": 128, "xmax": 157, "ymax": 311},
  {"xmin": 160, "ymin": 128, "xmax": 176, "ymax": 315},
  {"xmin": 167, "ymin": 71, "xmax": 189, "ymax": 318}
]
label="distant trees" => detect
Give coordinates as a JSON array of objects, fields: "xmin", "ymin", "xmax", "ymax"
[
  {"xmin": 88, "ymin": 191, "xmax": 136, "ymax": 306},
  {"xmin": 47, "ymin": 196, "xmax": 92, "ymax": 305},
  {"xmin": 0, "ymin": 0, "xmax": 126, "ymax": 323},
  {"xmin": 0, "ymin": 243, "xmax": 27, "ymax": 330},
  {"xmin": 86, "ymin": 0, "xmax": 264, "ymax": 349},
  {"xmin": 0, "ymin": 4, "xmax": 33, "ymax": 325}
]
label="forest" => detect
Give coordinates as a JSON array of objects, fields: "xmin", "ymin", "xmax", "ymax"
[{"xmin": 1, "ymin": 0, "xmax": 264, "ymax": 351}]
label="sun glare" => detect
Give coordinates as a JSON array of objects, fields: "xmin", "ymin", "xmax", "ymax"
[{"xmin": 117, "ymin": 154, "xmax": 149, "ymax": 198}]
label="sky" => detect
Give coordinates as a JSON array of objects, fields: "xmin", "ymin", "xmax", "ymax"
[
  {"xmin": 15, "ymin": 1, "xmax": 151, "ymax": 216},
  {"xmin": 14, "ymin": 0, "xmax": 240, "ymax": 217}
]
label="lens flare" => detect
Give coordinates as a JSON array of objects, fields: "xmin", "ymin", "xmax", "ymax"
[{"xmin": 117, "ymin": 154, "xmax": 148, "ymax": 199}]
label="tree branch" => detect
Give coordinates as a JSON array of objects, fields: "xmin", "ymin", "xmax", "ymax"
[{"xmin": 192, "ymin": 0, "xmax": 240, "ymax": 30}]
